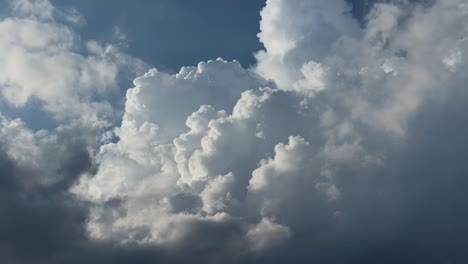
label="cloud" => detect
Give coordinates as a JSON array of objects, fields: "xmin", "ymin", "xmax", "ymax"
[
  {"xmin": 0, "ymin": 114, "xmax": 90, "ymax": 263},
  {"xmin": 2, "ymin": 0, "xmax": 468, "ymax": 263},
  {"xmin": 75, "ymin": 0, "xmax": 468, "ymax": 262},
  {"xmin": 0, "ymin": 0, "xmax": 145, "ymax": 127},
  {"xmin": 10, "ymin": 0, "xmax": 55, "ymax": 20},
  {"xmin": 246, "ymin": 218, "xmax": 291, "ymax": 252},
  {"xmin": 255, "ymin": 0, "xmax": 361, "ymax": 90}
]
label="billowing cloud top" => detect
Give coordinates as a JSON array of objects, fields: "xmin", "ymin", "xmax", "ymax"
[{"xmin": 1, "ymin": 0, "xmax": 468, "ymax": 263}]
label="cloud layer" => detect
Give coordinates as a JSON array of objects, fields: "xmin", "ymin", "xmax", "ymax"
[{"xmin": 1, "ymin": 0, "xmax": 468, "ymax": 263}]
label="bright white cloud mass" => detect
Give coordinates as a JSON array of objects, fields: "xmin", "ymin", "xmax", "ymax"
[{"xmin": 1, "ymin": 0, "xmax": 468, "ymax": 263}]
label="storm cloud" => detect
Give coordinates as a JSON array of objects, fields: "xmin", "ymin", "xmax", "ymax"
[{"xmin": 1, "ymin": 0, "xmax": 468, "ymax": 263}]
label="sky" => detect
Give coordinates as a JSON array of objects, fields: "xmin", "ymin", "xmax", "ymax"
[
  {"xmin": 51, "ymin": 0, "xmax": 267, "ymax": 71},
  {"xmin": 1, "ymin": 0, "xmax": 468, "ymax": 264},
  {"xmin": 0, "ymin": 0, "xmax": 372, "ymax": 129},
  {"xmin": 48, "ymin": 0, "xmax": 375, "ymax": 71}
]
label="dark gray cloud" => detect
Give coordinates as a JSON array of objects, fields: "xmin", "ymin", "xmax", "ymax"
[
  {"xmin": 242, "ymin": 87, "xmax": 468, "ymax": 264},
  {"xmin": 0, "ymin": 131, "xmax": 167, "ymax": 264},
  {"xmin": 0, "ymin": 132, "xmax": 88, "ymax": 263},
  {"xmin": 0, "ymin": 126, "xmax": 250, "ymax": 263}
]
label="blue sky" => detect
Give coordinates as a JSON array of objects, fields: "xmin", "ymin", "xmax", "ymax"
[
  {"xmin": 51, "ymin": 0, "xmax": 267, "ymax": 71},
  {"xmin": 48, "ymin": 0, "xmax": 373, "ymax": 71},
  {"xmin": 0, "ymin": 0, "xmax": 380, "ymax": 71},
  {"xmin": 0, "ymin": 0, "xmax": 368, "ymax": 129}
]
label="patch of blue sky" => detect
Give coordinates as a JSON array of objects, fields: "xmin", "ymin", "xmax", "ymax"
[{"xmin": 51, "ymin": 0, "xmax": 267, "ymax": 71}]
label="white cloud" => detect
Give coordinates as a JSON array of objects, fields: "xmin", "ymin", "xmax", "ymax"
[
  {"xmin": 71, "ymin": 1, "xmax": 468, "ymax": 259},
  {"xmin": 255, "ymin": 0, "xmax": 361, "ymax": 90},
  {"xmin": 0, "ymin": 113, "xmax": 95, "ymax": 188},
  {"xmin": 246, "ymin": 218, "xmax": 291, "ymax": 252},
  {"xmin": 10, "ymin": 0, "xmax": 55, "ymax": 20},
  {"xmin": 2, "ymin": 0, "xmax": 468, "ymax": 262},
  {"xmin": 0, "ymin": 0, "xmax": 145, "ymax": 127}
]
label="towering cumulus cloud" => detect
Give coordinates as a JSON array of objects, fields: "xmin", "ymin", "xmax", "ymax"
[{"xmin": 1, "ymin": 0, "xmax": 468, "ymax": 263}]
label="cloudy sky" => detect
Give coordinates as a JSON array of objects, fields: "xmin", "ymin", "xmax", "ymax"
[{"xmin": 0, "ymin": 0, "xmax": 467, "ymax": 263}]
